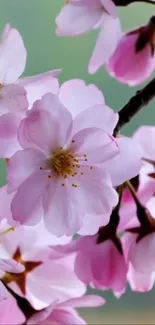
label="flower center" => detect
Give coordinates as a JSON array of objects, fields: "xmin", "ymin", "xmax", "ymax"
[{"xmin": 50, "ymin": 149, "xmax": 74, "ymax": 176}]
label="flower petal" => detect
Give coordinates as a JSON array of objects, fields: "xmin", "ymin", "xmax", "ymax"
[
  {"xmin": 129, "ymin": 233, "xmax": 155, "ymax": 273},
  {"xmin": 11, "ymin": 171, "xmax": 49, "ymax": 225},
  {"xmin": 26, "ymin": 257, "xmax": 86, "ymax": 309},
  {"xmin": 43, "ymin": 178, "xmax": 83, "ymax": 237},
  {"xmin": 103, "ymin": 136, "xmax": 142, "ymax": 186},
  {"xmin": 56, "ymin": 4, "xmax": 103, "ymax": 36},
  {"xmin": 27, "ymin": 303, "xmax": 55, "ymax": 325},
  {"xmin": 47, "ymin": 309, "xmax": 86, "ymax": 325},
  {"xmin": 18, "ymin": 93, "xmax": 72, "ymax": 153},
  {"xmin": 91, "ymin": 240, "xmax": 127, "ymax": 295},
  {"xmin": 133, "ymin": 126, "xmax": 155, "ymax": 160},
  {"xmin": 0, "ymin": 84, "xmax": 28, "ymax": 115},
  {"xmin": 128, "ymin": 263, "xmax": 155, "ymax": 292},
  {"xmin": 69, "ymin": 168, "xmax": 118, "ymax": 222},
  {"xmin": 59, "ymin": 79, "xmax": 104, "ymax": 118},
  {"xmin": 101, "ymin": 0, "xmax": 118, "ymax": 17},
  {"xmin": 72, "ymin": 104, "xmax": 118, "ymax": 135},
  {"xmin": 78, "ymin": 213, "xmax": 110, "ymax": 235},
  {"xmin": 0, "ymin": 282, "xmax": 25, "ymax": 325},
  {"xmin": 0, "ymin": 24, "xmax": 26, "ymax": 83},
  {"xmin": 0, "ymin": 186, "xmax": 17, "ymax": 226},
  {"xmin": 0, "ymin": 258, "xmax": 25, "ymax": 273},
  {"xmin": 43, "ymin": 167, "xmax": 118, "ymax": 236},
  {"xmin": 60, "ymin": 295, "xmax": 105, "ymax": 308},
  {"xmin": 89, "ymin": 15, "xmax": 121, "ymax": 74},
  {"xmin": 19, "ymin": 70, "xmax": 60, "ymax": 109},
  {"xmin": 69, "ymin": 128, "xmax": 119, "ymax": 164},
  {"xmin": 8, "ymin": 149, "xmax": 46, "ymax": 193},
  {"xmin": 0, "ymin": 113, "xmax": 21, "ymax": 158}
]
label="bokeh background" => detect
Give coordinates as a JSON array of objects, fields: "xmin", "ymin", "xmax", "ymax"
[{"xmin": 1, "ymin": 0, "xmax": 155, "ymax": 323}]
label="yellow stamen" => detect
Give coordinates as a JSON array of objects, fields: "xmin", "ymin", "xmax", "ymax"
[
  {"xmin": 50, "ymin": 149, "xmax": 74, "ymax": 177},
  {"xmin": 0, "ymin": 227, "xmax": 14, "ymax": 236}
]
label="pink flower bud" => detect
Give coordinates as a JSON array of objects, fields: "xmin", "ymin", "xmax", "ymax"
[{"xmin": 107, "ymin": 16, "xmax": 155, "ymax": 85}]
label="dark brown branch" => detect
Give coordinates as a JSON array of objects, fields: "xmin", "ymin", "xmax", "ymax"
[
  {"xmin": 113, "ymin": 0, "xmax": 155, "ymax": 6},
  {"xmin": 113, "ymin": 77, "xmax": 155, "ymax": 136}
]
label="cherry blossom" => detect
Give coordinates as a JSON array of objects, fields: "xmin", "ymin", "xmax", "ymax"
[
  {"xmin": 123, "ymin": 231, "xmax": 155, "ymax": 292},
  {"xmin": 56, "ymin": 1, "xmax": 121, "ymax": 74},
  {"xmin": 106, "ymin": 16, "xmax": 155, "ymax": 85},
  {"xmin": 50, "ymin": 233, "xmax": 127, "ymax": 297},
  {"xmin": 27, "ymin": 295, "xmax": 105, "ymax": 325},
  {"xmin": 6, "ymin": 92, "xmax": 121, "ymax": 236},
  {"xmin": 0, "ymin": 222, "xmax": 85, "ymax": 310},
  {"xmin": 5, "ymin": 87, "xmax": 143, "ymax": 236}
]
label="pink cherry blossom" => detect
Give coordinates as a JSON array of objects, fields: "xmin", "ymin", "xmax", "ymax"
[
  {"xmin": 50, "ymin": 234, "xmax": 127, "ymax": 297},
  {"xmin": 4, "ymin": 80, "xmax": 143, "ymax": 236},
  {"xmin": 107, "ymin": 17, "xmax": 155, "ymax": 85},
  {"xmin": 7, "ymin": 92, "xmax": 120, "ymax": 236},
  {"xmin": 56, "ymin": 1, "xmax": 121, "ymax": 74},
  {"xmin": 123, "ymin": 232, "xmax": 155, "ymax": 292},
  {"xmin": 28, "ymin": 294, "xmax": 105, "ymax": 325},
  {"xmin": 0, "ymin": 223, "xmax": 85, "ymax": 310},
  {"xmin": 0, "ymin": 282, "xmax": 25, "ymax": 325},
  {"xmin": 0, "ymin": 24, "xmax": 61, "ymax": 158}
]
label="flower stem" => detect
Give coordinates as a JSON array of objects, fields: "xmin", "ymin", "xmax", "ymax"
[{"xmin": 113, "ymin": 77, "xmax": 155, "ymax": 136}]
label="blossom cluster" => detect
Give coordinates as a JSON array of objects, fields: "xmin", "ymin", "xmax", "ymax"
[{"xmin": 0, "ymin": 0, "xmax": 155, "ymax": 324}]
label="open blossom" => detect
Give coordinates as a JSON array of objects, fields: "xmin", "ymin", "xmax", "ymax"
[
  {"xmin": 0, "ymin": 222, "xmax": 85, "ymax": 310},
  {"xmin": 56, "ymin": 1, "xmax": 121, "ymax": 74},
  {"xmin": 28, "ymin": 295, "xmax": 105, "ymax": 325},
  {"xmin": 107, "ymin": 16, "xmax": 155, "ymax": 86},
  {"xmin": 7, "ymin": 92, "xmax": 120, "ymax": 236},
  {"xmin": 5, "ymin": 83, "xmax": 143, "ymax": 236},
  {"xmin": 0, "ymin": 23, "xmax": 60, "ymax": 158},
  {"xmin": 0, "ymin": 282, "xmax": 25, "ymax": 325},
  {"xmin": 50, "ymin": 233, "xmax": 127, "ymax": 297}
]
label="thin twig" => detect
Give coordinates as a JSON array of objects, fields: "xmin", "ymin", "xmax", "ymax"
[{"xmin": 113, "ymin": 77, "xmax": 155, "ymax": 136}]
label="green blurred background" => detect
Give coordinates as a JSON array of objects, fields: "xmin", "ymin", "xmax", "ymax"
[{"xmin": 1, "ymin": 0, "xmax": 155, "ymax": 323}]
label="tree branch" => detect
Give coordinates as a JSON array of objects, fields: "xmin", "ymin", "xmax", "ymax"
[
  {"xmin": 113, "ymin": 0, "xmax": 155, "ymax": 6},
  {"xmin": 113, "ymin": 77, "xmax": 155, "ymax": 137}
]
